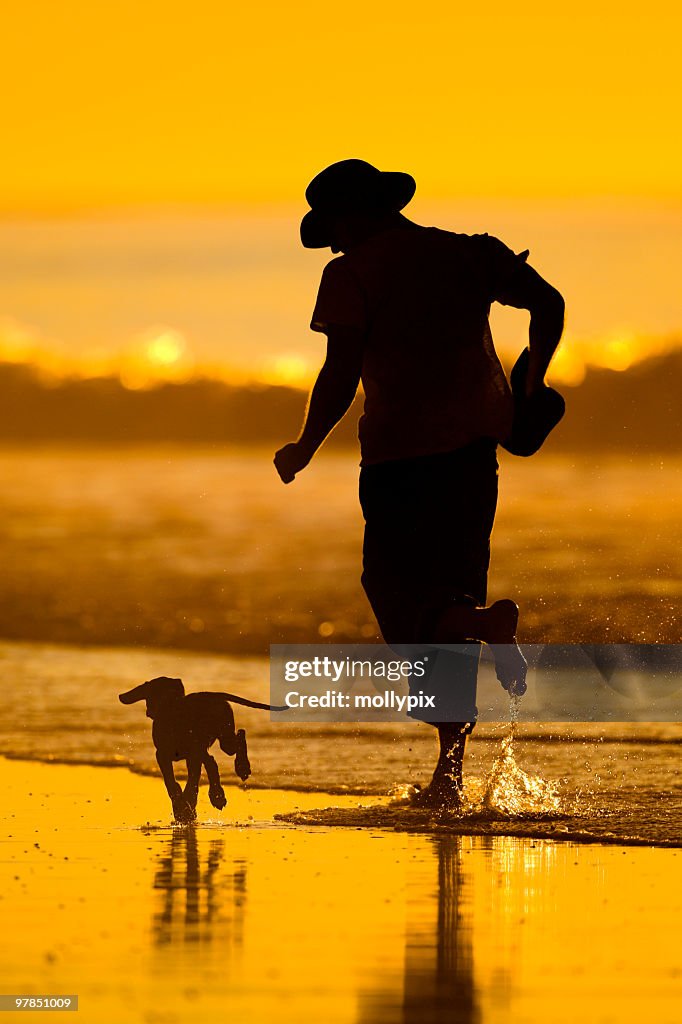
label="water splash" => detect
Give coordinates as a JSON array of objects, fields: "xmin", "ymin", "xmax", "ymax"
[
  {"xmin": 472, "ymin": 732, "xmax": 561, "ymax": 816},
  {"xmin": 389, "ymin": 699, "xmax": 564, "ymax": 818},
  {"xmin": 466, "ymin": 700, "xmax": 561, "ymax": 816},
  {"xmin": 388, "ymin": 782, "xmax": 420, "ymax": 804}
]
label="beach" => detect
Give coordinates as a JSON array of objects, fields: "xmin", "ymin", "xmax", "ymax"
[
  {"xmin": 2, "ymin": 756, "xmax": 681, "ymax": 1024},
  {"xmin": 0, "ymin": 444, "xmax": 680, "ymax": 1020},
  {"xmin": 3, "ymin": 6, "xmax": 682, "ymax": 1020}
]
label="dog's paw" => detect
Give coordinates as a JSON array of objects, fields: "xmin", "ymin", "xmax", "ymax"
[
  {"xmin": 209, "ymin": 784, "xmax": 227, "ymax": 810},
  {"xmin": 235, "ymin": 756, "xmax": 251, "ymax": 782},
  {"xmin": 172, "ymin": 794, "xmax": 196, "ymax": 824}
]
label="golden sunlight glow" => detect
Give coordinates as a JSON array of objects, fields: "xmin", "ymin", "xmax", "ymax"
[
  {"xmin": 0, "ymin": 318, "xmax": 678, "ymax": 389},
  {"xmin": 145, "ymin": 329, "xmax": 187, "ymax": 367},
  {"xmin": 547, "ymin": 332, "xmax": 679, "ymax": 386},
  {"xmin": 0, "ymin": 317, "xmax": 42, "ymax": 363},
  {"xmin": 265, "ymin": 353, "xmax": 312, "ymax": 386},
  {"xmin": 548, "ymin": 346, "xmax": 587, "ymax": 386},
  {"xmin": 120, "ymin": 327, "xmax": 195, "ymax": 389},
  {"xmin": 599, "ymin": 335, "xmax": 637, "ymax": 372}
]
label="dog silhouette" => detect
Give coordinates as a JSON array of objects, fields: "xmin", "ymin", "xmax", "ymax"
[{"xmin": 119, "ymin": 676, "xmax": 283, "ymax": 822}]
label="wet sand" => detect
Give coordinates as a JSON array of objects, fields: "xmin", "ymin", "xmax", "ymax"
[{"xmin": 1, "ymin": 757, "xmax": 681, "ymax": 1024}]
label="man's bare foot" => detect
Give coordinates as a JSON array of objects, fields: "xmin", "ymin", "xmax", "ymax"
[
  {"xmin": 412, "ymin": 779, "xmax": 462, "ymax": 812},
  {"xmin": 492, "ymin": 644, "xmax": 528, "ymax": 695},
  {"xmin": 485, "ymin": 600, "xmax": 527, "ymax": 695}
]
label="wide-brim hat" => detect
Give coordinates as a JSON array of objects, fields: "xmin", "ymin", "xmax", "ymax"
[
  {"xmin": 300, "ymin": 159, "xmax": 416, "ymax": 248},
  {"xmin": 501, "ymin": 348, "xmax": 566, "ymax": 457}
]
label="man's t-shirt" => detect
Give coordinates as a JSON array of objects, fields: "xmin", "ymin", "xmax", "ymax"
[{"xmin": 310, "ymin": 224, "xmax": 528, "ymax": 465}]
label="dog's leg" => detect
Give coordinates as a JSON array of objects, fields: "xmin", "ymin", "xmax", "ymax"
[
  {"xmin": 183, "ymin": 754, "xmax": 202, "ymax": 817},
  {"xmin": 216, "ymin": 708, "xmax": 249, "ymax": 782},
  {"xmin": 203, "ymin": 753, "xmax": 227, "ymax": 810},
  {"xmin": 218, "ymin": 731, "xmax": 236, "ymax": 756},
  {"xmin": 233, "ymin": 729, "xmax": 251, "ymax": 782},
  {"xmin": 156, "ymin": 752, "xmax": 195, "ymax": 823}
]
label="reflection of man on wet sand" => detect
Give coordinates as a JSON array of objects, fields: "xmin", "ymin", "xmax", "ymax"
[{"xmin": 275, "ymin": 160, "xmax": 565, "ymax": 809}]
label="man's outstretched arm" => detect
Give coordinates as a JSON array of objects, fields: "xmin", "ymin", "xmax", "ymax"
[
  {"xmin": 274, "ymin": 325, "xmax": 364, "ymax": 483},
  {"xmin": 496, "ymin": 263, "xmax": 565, "ymax": 394}
]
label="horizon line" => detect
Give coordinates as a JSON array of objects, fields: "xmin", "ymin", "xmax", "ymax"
[{"xmin": 2, "ymin": 343, "xmax": 679, "ymax": 394}]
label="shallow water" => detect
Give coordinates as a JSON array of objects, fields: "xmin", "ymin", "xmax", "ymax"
[
  {"xmin": 1, "ymin": 444, "xmax": 680, "ymax": 847},
  {"xmin": 1, "ymin": 640, "xmax": 681, "ymax": 847}
]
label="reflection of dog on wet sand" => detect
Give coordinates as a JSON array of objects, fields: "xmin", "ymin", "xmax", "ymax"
[{"xmin": 119, "ymin": 676, "xmax": 284, "ymax": 822}]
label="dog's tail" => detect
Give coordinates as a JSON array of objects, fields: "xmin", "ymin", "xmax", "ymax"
[{"xmin": 220, "ymin": 692, "xmax": 288, "ymax": 712}]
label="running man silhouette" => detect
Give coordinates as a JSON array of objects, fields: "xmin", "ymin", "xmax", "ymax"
[{"xmin": 274, "ymin": 160, "xmax": 565, "ymax": 808}]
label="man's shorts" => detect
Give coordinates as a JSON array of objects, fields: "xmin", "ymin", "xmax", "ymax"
[{"xmin": 359, "ymin": 439, "xmax": 499, "ymax": 724}]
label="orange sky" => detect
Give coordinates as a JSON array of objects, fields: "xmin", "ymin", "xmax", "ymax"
[
  {"xmin": 1, "ymin": 2, "xmax": 681, "ymax": 385},
  {"xmin": 2, "ymin": 1, "xmax": 681, "ymax": 209},
  {"xmin": 2, "ymin": 200, "xmax": 681, "ymax": 386}
]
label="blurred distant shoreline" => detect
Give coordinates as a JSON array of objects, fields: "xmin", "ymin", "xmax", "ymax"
[
  {"xmin": 0, "ymin": 444, "xmax": 678, "ymax": 650},
  {"xmin": 1, "ymin": 348, "xmax": 680, "ymax": 451}
]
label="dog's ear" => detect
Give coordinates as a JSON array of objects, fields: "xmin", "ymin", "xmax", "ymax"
[
  {"xmin": 119, "ymin": 677, "xmax": 185, "ymax": 704},
  {"xmin": 119, "ymin": 682, "xmax": 150, "ymax": 704}
]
